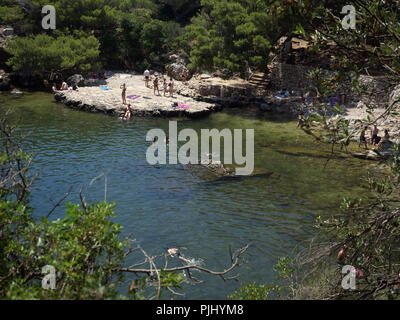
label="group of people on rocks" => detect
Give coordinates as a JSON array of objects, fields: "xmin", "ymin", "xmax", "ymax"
[
  {"xmin": 52, "ymin": 81, "xmax": 78, "ymax": 93},
  {"xmin": 119, "ymin": 68, "xmax": 188, "ymax": 121},
  {"xmin": 359, "ymin": 124, "xmax": 390, "ymax": 150},
  {"xmin": 143, "ymin": 68, "xmax": 186, "ymax": 98}
]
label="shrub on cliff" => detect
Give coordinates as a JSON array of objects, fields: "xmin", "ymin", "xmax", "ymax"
[
  {"xmin": 0, "ymin": 1, "xmax": 25, "ymax": 25},
  {"xmin": 5, "ymin": 33, "xmax": 101, "ymax": 73},
  {"xmin": 182, "ymin": 0, "xmax": 300, "ymax": 75}
]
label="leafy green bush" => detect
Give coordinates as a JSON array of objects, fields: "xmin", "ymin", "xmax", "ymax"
[
  {"xmin": 5, "ymin": 33, "xmax": 100, "ymax": 73},
  {"xmin": 228, "ymin": 282, "xmax": 276, "ymax": 300}
]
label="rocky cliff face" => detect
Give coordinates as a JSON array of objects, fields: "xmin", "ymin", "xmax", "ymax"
[{"xmin": 165, "ymin": 53, "xmax": 191, "ymax": 81}]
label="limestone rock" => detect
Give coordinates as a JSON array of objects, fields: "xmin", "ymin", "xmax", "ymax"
[
  {"xmin": 166, "ymin": 63, "xmax": 190, "ymax": 82},
  {"xmin": 353, "ymin": 140, "xmax": 397, "ymax": 161},
  {"xmin": 198, "ymin": 84, "xmax": 221, "ymax": 97},
  {"xmin": 389, "ymin": 83, "xmax": 400, "ymax": 108},
  {"xmin": 166, "ymin": 53, "xmax": 191, "ymax": 81},
  {"xmin": 259, "ymin": 95, "xmax": 304, "ymax": 115},
  {"xmin": 66, "ymin": 74, "xmax": 85, "ymax": 87},
  {"xmin": 1, "ymin": 27, "xmax": 14, "ymax": 37},
  {"xmin": 199, "ymin": 74, "xmax": 212, "ymax": 80},
  {"xmin": 54, "ymin": 74, "xmax": 220, "ymax": 118},
  {"xmin": 0, "ymin": 26, "xmax": 14, "ymax": 49},
  {"xmin": 0, "ymin": 69, "xmax": 10, "ymax": 91},
  {"xmin": 356, "ymin": 100, "xmax": 366, "ymax": 109}
]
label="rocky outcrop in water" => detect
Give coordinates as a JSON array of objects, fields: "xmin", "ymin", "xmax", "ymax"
[
  {"xmin": 54, "ymin": 73, "xmax": 221, "ymax": 118},
  {"xmin": 199, "ymin": 161, "xmax": 235, "ymax": 177},
  {"xmin": 352, "ymin": 140, "xmax": 397, "ymax": 161}
]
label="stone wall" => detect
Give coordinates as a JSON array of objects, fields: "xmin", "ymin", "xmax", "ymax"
[
  {"xmin": 268, "ymin": 62, "xmax": 392, "ymax": 107},
  {"xmin": 268, "ymin": 62, "xmax": 315, "ymax": 92}
]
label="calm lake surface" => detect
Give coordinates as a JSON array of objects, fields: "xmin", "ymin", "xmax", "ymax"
[{"xmin": 0, "ymin": 91, "xmax": 377, "ymax": 299}]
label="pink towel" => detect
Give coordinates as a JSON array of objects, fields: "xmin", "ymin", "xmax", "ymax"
[{"xmin": 178, "ymin": 104, "xmax": 189, "ymax": 109}]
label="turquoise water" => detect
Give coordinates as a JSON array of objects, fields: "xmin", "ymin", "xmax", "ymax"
[{"xmin": 0, "ymin": 91, "xmax": 375, "ymax": 299}]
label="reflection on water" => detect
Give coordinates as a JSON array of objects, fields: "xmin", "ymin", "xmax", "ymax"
[{"xmin": 0, "ymin": 91, "xmax": 376, "ymax": 299}]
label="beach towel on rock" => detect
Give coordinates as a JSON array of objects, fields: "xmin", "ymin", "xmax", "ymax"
[
  {"xmin": 127, "ymin": 95, "xmax": 141, "ymax": 100},
  {"xmin": 178, "ymin": 104, "xmax": 190, "ymax": 109}
]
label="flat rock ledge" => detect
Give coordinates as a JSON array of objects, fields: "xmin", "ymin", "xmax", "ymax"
[{"xmin": 54, "ymin": 74, "xmax": 222, "ymax": 118}]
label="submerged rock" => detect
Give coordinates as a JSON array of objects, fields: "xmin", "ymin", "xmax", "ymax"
[
  {"xmin": 199, "ymin": 160, "xmax": 235, "ymax": 177},
  {"xmin": 189, "ymin": 161, "xmax": 277, "ymax": 182}
]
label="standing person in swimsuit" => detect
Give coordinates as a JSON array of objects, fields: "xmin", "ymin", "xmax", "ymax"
[
  {"xmin": 181, "ymin": 69, "xmax": 186, "ymax": 83},
  {"xmin": 144, "ymin": 69, "xmax": 150, "ymax": 87},
  {"xmin": 370, "ymin": 125, "xmax": 380, "ymax": 145},
  {"xmin": 359, "ymin": 126, "xmax": 368, "ymax": 149},
  {"xmin": 169, "ymin": 77, "xmax": 174, "ymax": 97},
  {"xmin": 377, "ymin": 129, "xmax": 390, "ymax": 150},
  {"xmin": 120, "ymin": 83, "xmax": 127, "ymax": 105},
  {"xmin": 153, "ymin": 77, "xmax": 160, "ymax": 95},
  {"xmin": 163, "ymin": 77, "xmax": 168, "ymax": 96}
]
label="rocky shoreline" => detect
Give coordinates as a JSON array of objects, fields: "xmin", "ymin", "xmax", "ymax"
[{"xmin": 53, "ymin": 73, "xmax": 223, "ymax": 118}]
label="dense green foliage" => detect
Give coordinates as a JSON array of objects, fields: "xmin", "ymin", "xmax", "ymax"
[
  {"xmin": 182, "ymin": 0, "xmax": 299, "ymax": 74},
  {"xmin": 3, "ymin": 0, "xmax": 400, "ymax": 300},
  {"xmin": 2, "ymin": 0, "xmax": 299, "ymax": 74},
  {"xmin": 2, "ymin": 0, "xmax": 192, "ymax": 72},
  {"xmin": 230, "ymin": 0, "xmax": 400, "ymax": 300},
  {"xmin": 5, "ymin": 33, "xmax": 100, "ymax": 72},
  {"xmin": 0, "ymin": 0, "xmax": 24, "ymax": 24}
]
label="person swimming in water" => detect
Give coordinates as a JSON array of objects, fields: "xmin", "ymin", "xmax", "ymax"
[
  {"xmin": 119, "ymin": 104, "xmax": 132, "ymax": 120},
  {"xmin": 166, "ymin": 247, "xmax": 192, "ymax": 264}
]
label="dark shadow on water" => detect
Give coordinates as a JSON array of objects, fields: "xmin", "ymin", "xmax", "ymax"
[
  {"xmin": 221, "ymin": 106, "xmax": 297, "ymax": 123},
  {"xmin": 271, "ymin": 148, "xmax": 349, "ymax": 160}
]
